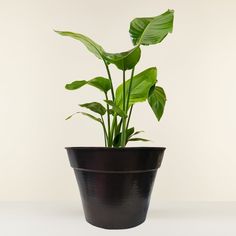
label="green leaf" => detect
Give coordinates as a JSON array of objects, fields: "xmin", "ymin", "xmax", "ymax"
[
  {"xmin": 80, "ymin": 102, "xmax": 106, "ymax": 116},
  {"xmin": 108, "ymin": 109, "xmax": 115, "ymax": 116},
  {"xmin": 115, "ymin": 118, "xmax": 122, "ymax": 138},
  {"xmin": 88, "ymin": 77, "xmax": 111, "ymax": 93},
  {"xmin": 55, "ymin": 31, "xmax": 143, "ymax": 71},
  {"xmin": 113, "ymin": 127, "xmax": 135, "ymax": 147},
  {"xmin": 115, "ymin": 67, "xmax": 157, "ymax": 108},
  {"xmin": 126, "ymin": 127, "xmax": 135, "ymax": 140},
  {"xmin": 65, "ymin": 77, "xmax": 111, "ymax": 93},
  {"xmin": 148, "ymin": 86, "xmax": 166, "ymax": 121},
  {"xmin": 104, "ymin": 47, "xmax": 141, "ymax": 71},
  {"xmin": 55, "ymin": 31, "xmax": 105, "ymax": 59},
  {"xmin": 65, "ymin": 80, "xmax": 87, "ymax": 90},
  {"xmin": 128, "ymin": 137, "xmax": 150, "ymax": 142},
  {"xmin": 104, "ymin": 100, "xmax": 127, "ymax": 118},
  {"xmin": 131, "ymin": 130, "xmax": 144, "ymax": 137},
  {"xmin": 80, "ymin": 112, "xmax": 102, "ymax": 123},
  {"xmin": 65, "ymin": 112, "xmax": 79, "ymax": 120},
  {"xmin": 129, "ymin": 9, "xmax": 174, "ymax": 46},
  {"xmin": 65, "ymin": 111, "xmax": 101, "ymax": 123},
  {"xmin": 55, "ymin": 30, "xmax": 141, "ymax": 71}
]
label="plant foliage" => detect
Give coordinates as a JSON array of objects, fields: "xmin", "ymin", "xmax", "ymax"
[{"xmin": 55, "ymin": 9, "xmax": 174, "ymax": 147}]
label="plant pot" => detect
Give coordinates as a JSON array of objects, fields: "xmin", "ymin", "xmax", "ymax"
[{"xmin": 66, "ymin": 147, "xmax": 165, "ymax": 229}]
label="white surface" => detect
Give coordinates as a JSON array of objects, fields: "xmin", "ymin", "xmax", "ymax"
[
  {"xmin": 0, "ymin": 202, "xmax": 235, "ymax": 235},
  {"xmin": 1, "ymin": 0, "xmax": 236, "ymax": 202}
]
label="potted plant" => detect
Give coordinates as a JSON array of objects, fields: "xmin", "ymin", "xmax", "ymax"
[{"xmin": 55, "ymin": 9, "xmax": 174, "ymax": 229}]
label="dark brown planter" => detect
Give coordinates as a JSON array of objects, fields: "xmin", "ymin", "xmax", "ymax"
[{"xmin": 66, "ymin": 147, "xmax": 165, "ymax": 229}]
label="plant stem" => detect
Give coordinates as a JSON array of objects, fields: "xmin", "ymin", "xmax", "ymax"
[
  {"xmin": 126, "ymin": 67, "xmax": 135, "ymax": 110},
  {"xmin": 126, "ymin": 105, "xmax": 133, "ymax": 130},
  {"xmin": 105, "ymin": 92, "xmax": 111, "ymax": 147},
  {"xmin": 110, "ymin": 113, "xmax": 117, "ymax": 146},
  {"xmin": 103, "ymin": 61, "xmax": 114, "ymax": 147},
  {"xmin": 101, "ymin": 115, "xmax": 108, "ymax": 147},
  {"xmin": 104, "ymin": 62, "xmax": 115, "ymax": 101},
  {"xmin": 121, "ymin": 69, "xmax": 126, "ymax": 147},
  {"xmin": 125, "ymin": 68, "xmax": 135, "ymax": 130}
]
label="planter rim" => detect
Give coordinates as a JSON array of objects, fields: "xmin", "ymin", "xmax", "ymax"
[
  {"xmin": 66, "ymin": 146, "xmax": 165, "ymax": 172},
  {"xmin": 65, "ymin": 146, "xmax": 166, "ymax": 151}
]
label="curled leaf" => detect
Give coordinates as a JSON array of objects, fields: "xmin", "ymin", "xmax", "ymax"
[{"xmin": 129, "ymin": 10, "xmax": 174, "ymax": 46}]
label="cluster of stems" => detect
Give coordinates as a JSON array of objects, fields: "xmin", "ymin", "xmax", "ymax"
[{"xmin": 101, "ymin": 61, "xmax": 135, "ymax": 147}]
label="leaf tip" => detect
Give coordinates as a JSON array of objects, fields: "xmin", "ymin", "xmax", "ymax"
[
  {"xmin": 54, "ymin": 30, "xmax": 62, "ymax": 35},
  {"xmin": 65, "ymin": 84, "xmax": 70, "ymax": 90},
  {"xmin": 65, "ymin": 115, "xmax": 72, "ymax": 120}
]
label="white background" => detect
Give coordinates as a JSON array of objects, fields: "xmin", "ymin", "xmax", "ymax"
[{"xmin": 0, "ymin": 0, "xmax": 236, "ymax": 202}]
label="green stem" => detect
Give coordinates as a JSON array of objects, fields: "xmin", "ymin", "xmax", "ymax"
[
  {"xmin": 126, "ymin": 105, "xmax": 133, "ymax": 130},
  {"xmin": 111, "ymin": 116, "xmax": 122, "ymax": 142},
  {"xmin": 110, "ymin": 113, "xmax": 117, "ymax": 146},
  {"xmin": 104, "ymin": 62, "xmax": 115, "ymax": 101},
  {"xmin": 121, "ymin": 69, "xmax": 126, "ymax": 147},
  {"xmin": 126, "ymin": 67, "xmax": 135, "ymax": 110},
  {"xmin": 103, "ymin": 60, "xmax": 115, "ymax": 147},
  {"xmin": 105, "ymin": 92, "xmax": 111, "ymax": 147},
  {"xmin": 125, "ymin": 68, "xmax": 135, "ymax": 130},
  {"xmin": 101, "ymin": 115, "xmax": 108, "ymax": 147}
]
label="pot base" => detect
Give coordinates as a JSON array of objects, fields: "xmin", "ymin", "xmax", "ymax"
[
  {"xmin": 74, "ymin": 169, "xmax": 157, "ymax": 229},
  {"xmin": 86, "ymin": 217, "xmax": 146, "ymax": 230}
]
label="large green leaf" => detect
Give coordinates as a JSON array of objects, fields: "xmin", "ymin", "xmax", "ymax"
[
  {"xmin": 148, "ymin": 86, "xmax": 166, "ymax": 121},
  {"xmin": 55, "ymin": 30, "xmax": 142, "ymax": 71},
  {"xmin": 80, "ymin": 102, "xmax": 106, "ymax": 116},
  {"xmin": 104, "ymin": 100, "xmax": 127, "ymax": 118},
  {"xmin": 115, "ymin": 67, "xmax": 157, "ymax": 108},
  {"xmin": 87, "ymin": 77, "xmax": 111, "ymax": 93},
  {"xmin": 129, "ymin": 9, "xmax": 174, "ymax": 46},
  {"xmin": 105, "ymin": 47, "xmax": 141, "ymax": 70},
  {"xmin": 55, "ymin": 31, "xmax": 105, "ymax": 59},
  {"xmin": 65, "ymin": 77, "xmax": 111, "ymax": 93}
]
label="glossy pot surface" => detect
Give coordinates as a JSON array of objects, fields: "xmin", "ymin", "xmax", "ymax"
[{"xmin": 66, "ymin": 147, "xmax": 165, "ymax": 229}]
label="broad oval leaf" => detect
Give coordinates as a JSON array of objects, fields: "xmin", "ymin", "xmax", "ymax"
[
  {"xmin": 129, "ymin": 9, "xmax": 174, "ymax": 46},
  {"xmin": 88, "ymin": 77, "xmax": 111, "ymax": 93},
  {"xmin": 65, "ymin": 77, "xmax": 110, "ymax": 93},
  {"xmin": 55, "ymin": 30, "xmax": 141, "ymax": 71},
  {"xmin": 115, "ymin": 67, "xmax": 157, "ymax": 108},
  {"xmin": 55, "ymin": 31, "xmax": 105, "ymax": 59},
  {"xmin": 65, "ymin": 80, "xmax": 87, "ymax": 90},
  {"xmin": 104, "ymin": 100, "xmax": 127, "ymax": 118},
  {"xmin": 148, "ymin": 86, "xmax": 166, "ymax": 121},
  {"xmin": 104, "ymin": 47, "xmax": 141, "ymax": 71},
  {"xmin": 80, "ymin": 102, "xmax": 106, "ymax": 116}
]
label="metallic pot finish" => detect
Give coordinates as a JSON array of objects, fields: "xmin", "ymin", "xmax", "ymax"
[{"xmin": 66, "ymin": 147, "xmax": 165, "ymax": 229}]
